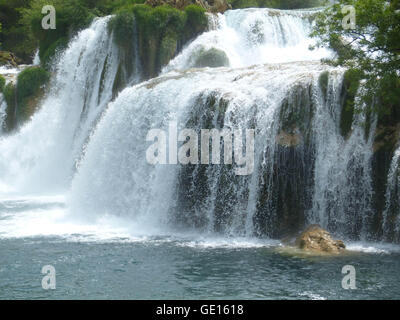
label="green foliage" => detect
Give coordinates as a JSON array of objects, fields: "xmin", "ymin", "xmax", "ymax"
[
  {"xmin": 108, "ymin": 4, "xmax": 207, "ymax": 77},
  {"xmin": 0, "ymin": 75, "xmax": 5, "ymax": 93},
  {"xmin": 311, "ymin": 0, "xmax": 400, "ymax": 116},
  {"xmin": 340, "ymin": 69, "xmax": 362, "ymax": 137},
  {"xmin": 19, "ymin": 0, "xmax": 96, "ymax": 66},
  {"xmin": 108, "ymin": 10, "xmax": 136, "ymax": 48},
  {"xmin": 17, "ymin": 66, "xmax": 50, "ymax": 101},
  {"xmin": 40, "ymin": 37, "xmax": 68, "ymax": 68},
  {"xmin": 0, "ymin": 0, "xmax": 37, "ymax": 62},
  {"xmin": 318, "ymin": 70, "xmax": 329, "ymax": 99},
  {"xmin": 3, "ymin": 82, "xmax": 17, "ymax": 130},
  {"xmin": 2, "ymin": 66, "xmax": 50, "ymax": 129},
  {"xmin": 184, "ymin": 4, "xmax": 207, "ymax": 38},
  {"xmin": 228, "ymin": 0, "xmax": 327, "ymax": 9}
]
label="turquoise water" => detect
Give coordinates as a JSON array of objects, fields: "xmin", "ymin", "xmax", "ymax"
[
  {"xmin": 1, "ymin": 237, "xmax": 400, "ymax": 300},
  {"xmin": 1, "ymin": 197, "xmax": 400, "ymax": 300}
]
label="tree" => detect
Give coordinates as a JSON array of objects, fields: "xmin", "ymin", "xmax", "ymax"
[{"xmin": 311, "ymin": 0, "xmax": 400, "ymax": 116}]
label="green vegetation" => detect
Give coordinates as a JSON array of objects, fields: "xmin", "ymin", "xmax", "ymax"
[
  {"xmin": 2, "ymin": 66, "xmax": 50, "ymax": 130},
  {"xmin": 108, "ymin": 4, "xmax": 208, "ymax": 78},
  {"xmin": 228, "ymin": 0, "xmax": 327, "ymax": 9},
  {"xmin": 0, "ymin": 75, "xmax": 5, "ymax": 93},
  {"xmin": 20, "ymin": 0, "xmax": 97, "ymax": 66},
  {"xmin": 339, "ymin": 69, "xmax": 362, "ymax": 138},
  {"xmin": 0, "ymin": 0, "xmax": 327, "ymax": 66},
  {"xmin": 3, "ymin": 82, "xmax": 17, "ymax": 130},
  {"xmin": 311, "ymin": 0, "xmax": 400, "ymax": 118}
]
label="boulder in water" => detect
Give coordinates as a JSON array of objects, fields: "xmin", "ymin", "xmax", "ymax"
[
  {"xmin": 193, "ymin": 48, "xmax": 229, "ymax": 68},
  {"xmin": 295, "ymin": 225, "xmax": 346, "ymax": 254}
]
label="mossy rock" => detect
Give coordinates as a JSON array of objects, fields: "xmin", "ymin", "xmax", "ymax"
[
  {"xmin": 108, "ymin": 11, "xmax": 136, "ymax": 49},
  {"xmin": 2, "ymin": 67, "xmax": 50, "ymax": 130},
  {"xmin": 16, "ymin": 67, "xmax": 50, "ymax": 123},
  {"xmin": 3, "ymin": 82, "xmax": 17, "ymax": 131},
  {"xmin": 0, "ymin": 51, "xmax": 18, "ymax": 67},
  {"xmin": 318, "ymin": 70, "xmax": 329, "ymax": 101},
  {"xmin": 193, "ymin": 48, "xmax": 230, "ymax": 68},
  {"xmin": 109, "ymin": 4, "xmax": 208, "ymax": 78},
  {"xmin": 0, "ymin": 75, "xmax": 5, "ymax": 93},
  {"xmin": 339, "ymin": 69, "xmax": 361, "ymax": 138},
  {"xmin": 40, "ymin": 37, "xmax": 69, "ymax": 68},
  {"xmin": 17, "ymin": 67, "xmax": 50, "ymax": 101},
  {"xmin": 159, "ymin": 32, "xmax": 178, "ymax": 67}
]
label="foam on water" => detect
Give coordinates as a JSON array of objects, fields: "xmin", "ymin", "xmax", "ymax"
[{"xmin": 164, "ymin": 8, "xmax": 331, "ymax": 72}]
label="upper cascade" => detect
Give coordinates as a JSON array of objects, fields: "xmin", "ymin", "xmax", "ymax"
[{"xmin": 164, "ymin": 8, "xmax": 331, "ymax": 72}]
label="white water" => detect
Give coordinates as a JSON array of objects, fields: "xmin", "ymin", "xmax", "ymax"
[
  {"xmin": 0, "ymin": 17, "xmax": 121, "ymax": 194},
  {"xmin": 164, "ymin": 8, "xmax": 331, "ymax": 72},
  {"xmin": 0, "ymin": 94, "xmax": 6, "ymax": 134},
  {"xmin": 309, "ymin": 85, "xmax": 376, "ymax": 239},
  {"xmin": 0, "ymin": 8, "xmax": 398, "ymax": 245},
  {"xmin": 383, "ymin": 145, "xmax": 400, "ymax": 242}
]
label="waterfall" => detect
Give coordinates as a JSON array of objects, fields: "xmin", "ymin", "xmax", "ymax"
[
  {"xmin": 383, "ymin": 146, "xmax": 400, "ymax": 242},
  {"xmin": 69, "ymin": 61, "xmax": 348, "ymax": 236},
  {"xmin": 0, "ymin": 17, "xmax": 135, "ymax": 194},
  {"xmin": 0, "ymin": 8, "xmax": 397, "ymax": 242},
  {"xmin": 164, "ymin": 8, "xmax": 331, "ymax": 72},
  {"xmin": 309, "ymin": 84, "xmax": 376, "ymax": 240}
]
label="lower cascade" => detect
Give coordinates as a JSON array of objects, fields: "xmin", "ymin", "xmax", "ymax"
[{"xmin": 0, "ymin": 7, "xmax": 399, "ymax": 243}]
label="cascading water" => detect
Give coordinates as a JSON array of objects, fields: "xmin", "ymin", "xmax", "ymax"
[
  {"xmin": 67, "ymin": 7, "xmax": 371, "ymax": 240},
  {"xmin": 164, "ymin": 8, "xmax": 330, "ymax": 71},
  {"xmin": 383, "ymin": 145, "xmax": 400, "ymax": 242},
  {"xmin": 0, "ymin": 17, "xmax": 134, "ymax": 194},
  {"xmin": 0, "ymin": 8, "xmax": 398, "ymax": 242},
  {"xmin": 2, "ymin": 6, "xmax": 400, "ymax": 301}
]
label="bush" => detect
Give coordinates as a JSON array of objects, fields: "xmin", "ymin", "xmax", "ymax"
[
  {"xmin": 14, "ymin": 66, "xmax": 50, "ymax": 124},
  {"xmin": 17, "ymin": 66, "xmax": 50, "ymax": 101},
  {"xmin": 109, "ymin": 4, "xmax": 208, "ymax": 78},
  {"xmin": 228, "ymin": 0, "xmax": 327, "ymax": 9},
  {"xmin": 108, "ymin": 10, "xmax": 136, "ymax": 48},
  {"xmin": 19, "ymin": 0, "xmax": 96, "ymax": 68},
  {"xmin": 184, "ymin": 4, "xmax": 207, "ymax": 40}
]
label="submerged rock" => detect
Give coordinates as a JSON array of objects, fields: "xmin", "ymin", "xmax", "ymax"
[
  {"xmin": 193, "ymin": 48, "xmax": 229, "ymax": 68},
  {"xmin": 294, "ymin": 225, "xmax": 346, "ymax": 254}
]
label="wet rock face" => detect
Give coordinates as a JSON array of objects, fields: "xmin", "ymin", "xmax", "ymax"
[{"xmin": 295, "ymin": 225, "xmax": 346, "ymax": 253}]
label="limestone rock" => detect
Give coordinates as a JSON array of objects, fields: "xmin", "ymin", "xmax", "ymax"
[{"xmin": 295, "ymin": 225, "xmax": 346, "ymax": 254}]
